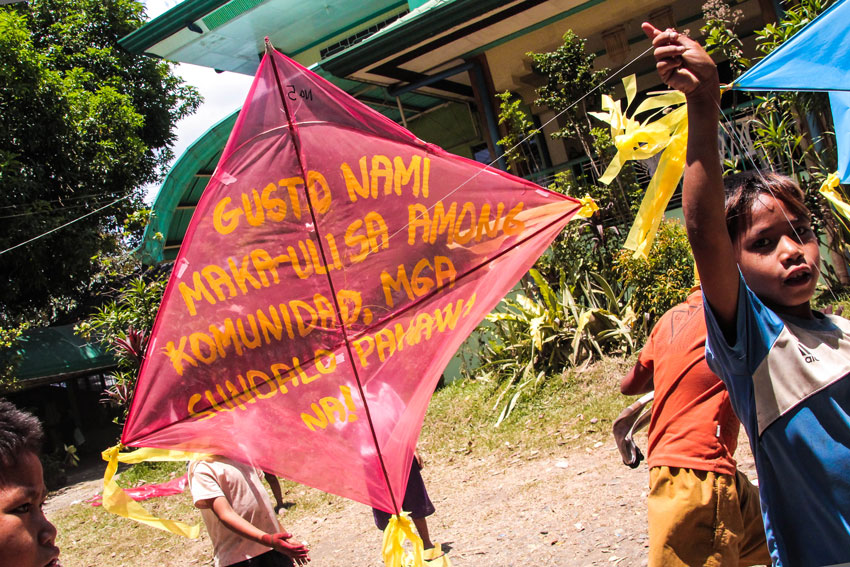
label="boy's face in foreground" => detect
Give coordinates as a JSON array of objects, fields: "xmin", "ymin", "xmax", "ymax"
[
  {"xmin": 0, "ymin": 451, "xmax": 59, "ymax": 567},
  {"xmin": 734, "ymin": 193, "xmax": 820, "ymax": 319}
]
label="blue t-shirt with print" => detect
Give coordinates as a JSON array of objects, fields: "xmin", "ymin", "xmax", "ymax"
[{"xmin": 703, "ymin": 276, "xmax": 850, "ymax": 567}]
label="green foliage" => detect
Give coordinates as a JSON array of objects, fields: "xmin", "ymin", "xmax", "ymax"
[
  {"xmin": 0, "ymin": 321, "xmax": 28, "ymax": 383},
  {"xmin": 476, "ymin": 268, "xmax": 634, "ymax": 424},
  {"xmin": 534, "ymin": 169, "xmax": 631, "ymax": 287},
  {"xmin": 528, "ymin": 30, "xmax": 609, "ymax": 178},
  {"xmin": 701, "ymin": 0, "xmax": 749, "ymax": 73},
  {"xmin": 614, "ymin": 220, "xmax": 695, "ymax": 336},
  {"xmin": 0, "ymin": 0, "xmax": 200, "ymax": 325},
  {"xmin": 754, "ymin": 0, "xmax": 833, "ymax": 53},
  {"xmin": 76, "ymin": 269, "xmax": 168, "ymax": 422},
  {"xmin": 495, "ymin": 91, "xmax": 541, "ymax": 174}
]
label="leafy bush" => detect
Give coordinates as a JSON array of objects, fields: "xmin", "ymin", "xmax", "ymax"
[
  {"xmin": 475, "ymin": 268, "xmax": 634, "ymax": 424},
  {"xmin": 76, "ymin": 270, "xmax": 168, "ymax": 424},
  {"xmin": 614, "ymin": 219, "xmax": 695, "ymax": 336}
]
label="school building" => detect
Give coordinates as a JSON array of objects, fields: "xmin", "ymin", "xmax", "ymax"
[{"xmin": 123, "ymin": 0, "xmax": 779, "ymax": 264}]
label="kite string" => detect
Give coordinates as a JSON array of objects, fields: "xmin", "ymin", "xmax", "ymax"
[
  {"xmin": 378, "ymin": 45, "xmax": 654, "ymax": 248},
  {"xmin": 264, "ymin": 39, "xmax": 402, "ymax": 516},
  {"xmin": 0, "ymin": 195, "xmax": 131, "ymax": 256}
]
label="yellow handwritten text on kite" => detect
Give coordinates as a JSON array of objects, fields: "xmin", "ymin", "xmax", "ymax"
[
  {"xmin": 342, "ymin": 155, "xmax": 431, "ymax": 201},
  {"xmin": 589, "ymin": 75, "xmax": 688, "ymax": 258},
  {"xmin": 352, "ymin": 293, "xmax": 476, "ymax": 369},
  {"xmin": 186, "ymin": 348, "xmax": 338, "ymax": 422},
  {"xmin": 164, "ymin": 289, "xmax": 370, "ymax": 375},
  {"xmin": 301, "ymin": 384, "xmax": 360, "ymax": 431},
  {"xmin": 213, "ymin": 170, "xmax": 332, "ymax": 235},
  {"xmin": 381, "ymin": 255, "xmax": 457, "ymax": 308},
  {"xmin": 179, "ymin": 212, "xmax": 387, "ymax": 316},
  {"xmin": 407, "ymin": 201, "xmax": 525, "ymax": 246}
]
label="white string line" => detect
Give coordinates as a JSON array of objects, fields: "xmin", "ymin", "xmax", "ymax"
[
  {"xmin": 0, "ymin": 198, "xmax": 124, "ymax": 220},
  {"xmin": 0, "ymin": 195, "xmax": 131, "ymax": 256},
  {"xmin": 377, "ymin": 45, "xmax": 655, "ymax": 248},
  {"xmin": 715, "ymin": 95, "xmax": 838, "ymax": 301},
  {"xmin": 0, "ymin": 191, "xmax": 122, "ymax": 210}
]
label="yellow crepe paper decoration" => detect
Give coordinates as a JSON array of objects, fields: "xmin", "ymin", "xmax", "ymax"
[
  {"xmin": 574, "ymin": 194, "xmax": 599, "ymax": 219},
  {"xmin": 590, "ymin": 75, "xmax": 688, "ymax": 259},
  {"xmin": 819, "ymin": 172, "xmax": 850, "ymax": 231},
  {"xmin": 382, "ymin": 512, "xmax": 425, "ymax": 567},
  {"xmin": 101, "ymin": 444, "xmax": 211, "ymax": 538}
]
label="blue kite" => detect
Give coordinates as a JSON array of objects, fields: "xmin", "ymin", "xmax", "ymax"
[{"xmin": 733, "ymin": 0, "xmax": 850, "ymax": 181}]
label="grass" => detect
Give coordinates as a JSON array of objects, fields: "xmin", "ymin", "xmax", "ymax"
[
  {"xmin": 422, "ymin": 355, "xmax": 634, "ymax": 459},
  {"xmin": 49, "ymin": 355, "xmax": 634, "ymax": 566}
]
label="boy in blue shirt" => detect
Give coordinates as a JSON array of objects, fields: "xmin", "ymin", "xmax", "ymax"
[{"xmin": 643, "ymin": 22, "xmax": 850, "ymax": 567}]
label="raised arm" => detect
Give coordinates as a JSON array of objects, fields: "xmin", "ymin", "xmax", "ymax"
[{"xmin": 642, "ymin": 23, "xmax": 741, "ymax": 332}]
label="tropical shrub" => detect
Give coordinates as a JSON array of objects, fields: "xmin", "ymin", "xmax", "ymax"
[
  {"xmin": 475, "ymin": 268, "xmax": 635, "ymax": 424},
  {"xmin": 614, "ymin": 219, "xmax": 695, "ymax": 337},
  {"xmin": 76, "ymin": 269, "xmax": 168, "ymax": 423}
]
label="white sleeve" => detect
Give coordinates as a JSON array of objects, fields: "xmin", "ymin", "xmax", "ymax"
[{"xmin": 188, "ymin": 461, "xmax": 225, "ymax": 505}]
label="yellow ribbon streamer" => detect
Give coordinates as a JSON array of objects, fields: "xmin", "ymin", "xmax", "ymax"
[
  {"xmin": 101, "ymin": 444, "xmax": 211, "ymax": 538},
  {"xmin": 574, "ymin": 194, "xmax": 599, "ymax": 219},
  {"xmin": 590, "ymin": 75, "xmax": 689, "ymax": 258},
  {"xmin": 382, "ymin": 512, "xmax": 424, "ymax": 567},
  {"xmin": 819, "ymin": 172, "xmax": 850, "ymax": 229},
  {"xmin": 624, "ymin": 117, "xmax": 688, "ymax": 258}
]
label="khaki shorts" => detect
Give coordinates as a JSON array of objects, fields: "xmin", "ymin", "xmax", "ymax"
[{"xmin": 648, "ymin": 466, "xmax": 771, "ymax": 567}]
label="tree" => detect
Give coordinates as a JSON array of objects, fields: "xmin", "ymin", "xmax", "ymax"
[
  {"xmin": 529, "ymin": 30, "xmax": 609, "ymax": 179},
  {"xmin": 76, "ymin": 268, "xmax": 168, "ymax": 423},
  {"xmin": 0, "ymin": 0, "xmax": 200, "ymax": 325}
]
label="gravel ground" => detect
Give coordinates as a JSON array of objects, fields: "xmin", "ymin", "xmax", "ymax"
[{"xmin": 47, "ymin": 431, "xmax": 757, "ymax": 567}]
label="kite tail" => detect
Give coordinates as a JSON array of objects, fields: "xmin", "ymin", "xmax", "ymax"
[
  {"xmin": 100, "ymin": 444, "xmax": 209, "ymax": 538},
  {"xmin": 382, "ymin": 513, "xmax": 424, "ymax": 567}
]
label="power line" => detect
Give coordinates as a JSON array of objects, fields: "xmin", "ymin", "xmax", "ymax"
[
  {"xmin": 0, "ymin": 198, "xmax": 124, "ymax": 220},
  {"xmin": 0, "ymin": 195, "xmax": 131, "ymax": 256}
]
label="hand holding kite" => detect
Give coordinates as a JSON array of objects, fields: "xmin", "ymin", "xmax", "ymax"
[{"xmin": 642, "ymin": 23, "xmax": 719, "ymax": 102}]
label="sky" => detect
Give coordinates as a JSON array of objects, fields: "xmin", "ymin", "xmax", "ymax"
[{"xmin": 142, "ymin": 0, "xmax": 255, "ymax": 202}]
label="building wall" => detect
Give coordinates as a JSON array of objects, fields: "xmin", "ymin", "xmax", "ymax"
[{"xmin": 477, "ymin": 0, "xmax": 771, "ymax": 177}]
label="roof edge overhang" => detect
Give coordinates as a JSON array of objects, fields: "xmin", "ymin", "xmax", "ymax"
[
  {"xmin": 138, "ymin": 110, "xmax": 240, "ymax": 264},
  {"xmin": 119, "ymin": 0, "xmax": 232, "ymax": 54},
  {"xmin": 321, "ymin": 0, "xmax": 516, "ymax": 77},
  {"xmin": 0, "ymin": 364, "xmax": 119, "ymax": 394}
]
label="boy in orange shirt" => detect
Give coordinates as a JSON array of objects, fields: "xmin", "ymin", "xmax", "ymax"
[{"xmin": 619, "ymin": 291, "xmax": 768, "ymax": 566}]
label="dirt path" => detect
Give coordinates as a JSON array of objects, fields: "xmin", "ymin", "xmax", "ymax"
[
  {"xmin": 283, "ymin": 443, "xmax": 652, "ymax": 567},
  {"xmin": 47, "ymin": 433, "xmax": 756, "ymax": 566}
]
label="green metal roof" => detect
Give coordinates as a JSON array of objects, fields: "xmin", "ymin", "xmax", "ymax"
[
  {"xmin": 320, "ymin": 0, "xmax": 515, "ymax": 77},
  {"xmin": 139, "ymin": 111, "xmax": 237, "ymax": 264},
  {"xmin": 120, "ymin": 0, "xmax": 410, "ymax": 74},
  {"xmin": 0, "ymin": 326, "xmax": 117, "ymax": 392}
]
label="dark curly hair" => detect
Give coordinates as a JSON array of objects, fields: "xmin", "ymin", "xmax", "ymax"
[
  {"xmin": 723, "ymin": 171, "xmax": 810, "ymax": 242},
  {"xmin": 0, "ymin": 398, "xmax": 43, "ymax": 482}
]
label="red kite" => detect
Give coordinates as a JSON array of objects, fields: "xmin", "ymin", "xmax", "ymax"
[{"xmin": 121, "ymin": 41, "xmax": 580, "ymax": 536}]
